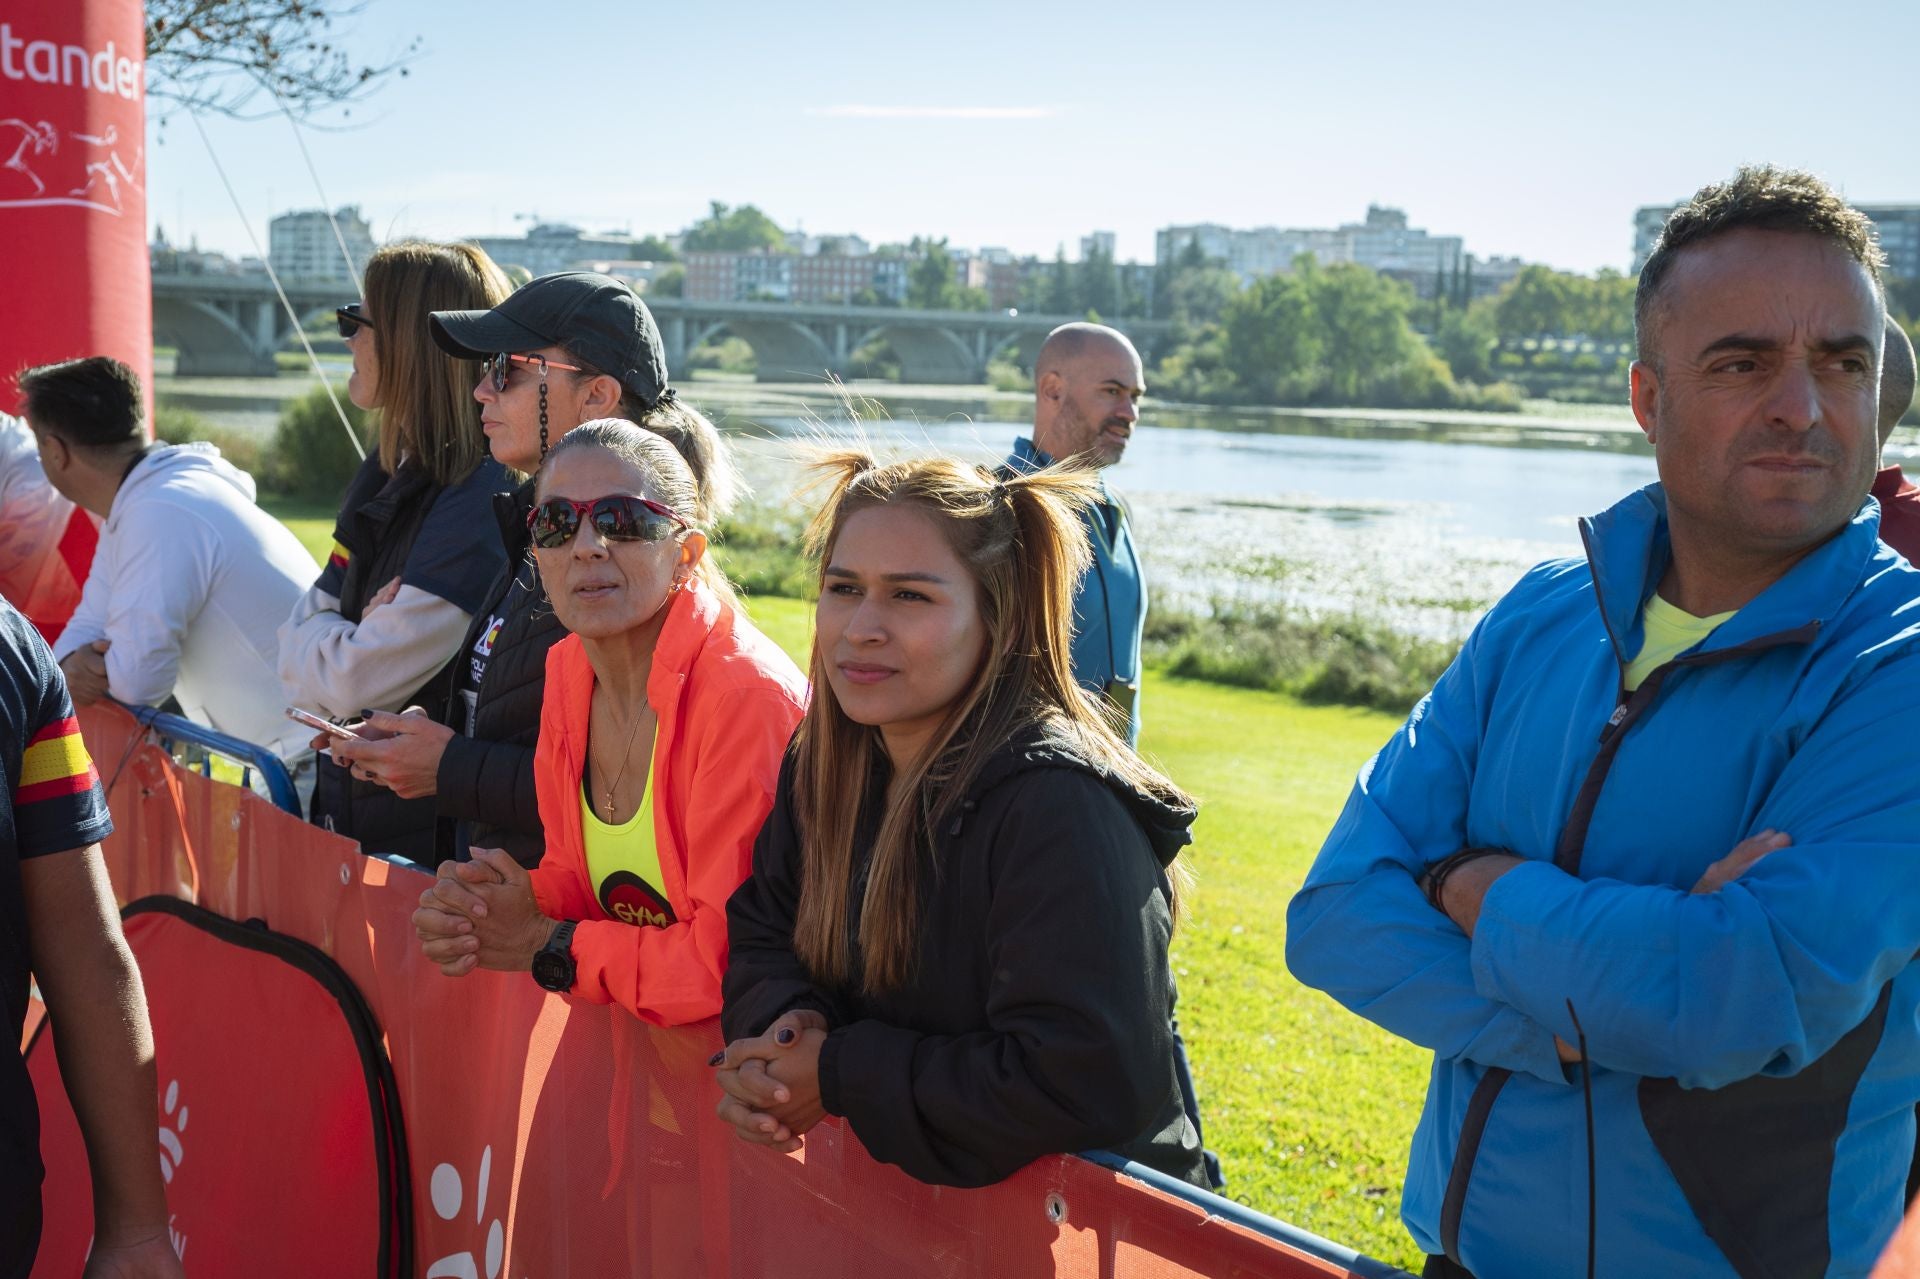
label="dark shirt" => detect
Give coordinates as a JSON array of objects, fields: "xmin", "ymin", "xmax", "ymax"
[
  {"xmin": 1873, "ymin": 465, "xmax": 1920, "ymax": 563},
  {"xmin": 0, "ymin": 604, "xmax": 113, "ymax": 1279}
]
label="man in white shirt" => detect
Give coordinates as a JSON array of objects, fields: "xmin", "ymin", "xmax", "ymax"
[
  {"xmin": 0, "ymin": 412, "xmax": 95, "ymax": 645},
  {"xmin": 18, "ymin": 357, "xmax": 317, "ymax": 775}
]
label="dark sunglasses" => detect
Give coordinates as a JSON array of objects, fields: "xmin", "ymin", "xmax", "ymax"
[
  {"xmin": 484, "ymin": 351, "xmax": 588, "ymax": 393},
  {"xmin": 335, "ymin": 303, "xmax": 373, "ymax": 339},
  {"xmin": 527, "ymin": 494, "xmax": 688, "ymax": 549}
]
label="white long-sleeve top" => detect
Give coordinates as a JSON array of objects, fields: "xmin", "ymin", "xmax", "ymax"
[{"xmin": 53, "ymin": 443, "xmax": 317, "ymax": 762}]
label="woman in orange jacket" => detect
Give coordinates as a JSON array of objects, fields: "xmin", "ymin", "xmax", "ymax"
[{"xmin": 410, "ymin": 420, "xmax": 806, "ymax": 1025}]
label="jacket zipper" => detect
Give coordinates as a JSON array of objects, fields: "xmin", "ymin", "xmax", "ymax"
[{"xmin": 1437, "ymin": 611, "xmax": 1818, "ymax": 1265}]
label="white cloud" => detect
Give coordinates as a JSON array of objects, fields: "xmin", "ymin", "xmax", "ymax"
[{"xmin": 805, "ymin": 105, "xmax": 1058, "ymax": 121}]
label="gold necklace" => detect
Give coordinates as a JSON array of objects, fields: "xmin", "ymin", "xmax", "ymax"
[{"xmin": 593, "ymin": 700, "xmax": 648, "ymax": 821}]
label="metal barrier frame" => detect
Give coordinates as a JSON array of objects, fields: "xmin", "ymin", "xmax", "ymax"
[
  {"xmin": 1078, "ymin": 1150, "xmax": 1414, "ymax": 1278},
  {"xmin": 118, "ymin": 700, "xmax": 302, "ymax": 816}
]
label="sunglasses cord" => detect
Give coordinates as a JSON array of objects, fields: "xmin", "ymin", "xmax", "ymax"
[{"xmin": 1566, "ymin": 998, "xmax": 1596, "ymax": 1279}]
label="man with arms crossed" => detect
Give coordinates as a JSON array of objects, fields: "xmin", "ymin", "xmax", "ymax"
[
  {"xmin": 0, "ymin": 601, "xmax": 182, "ymax": 1277},
  {"xmin": 1288, "ymin": 167, "xmax": 1920, "ymax": 1277}
]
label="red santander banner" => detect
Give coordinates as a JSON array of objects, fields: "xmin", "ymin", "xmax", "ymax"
[{"xmin": 0, "ymin": 0, "xmax": 150, "ymax": 415}]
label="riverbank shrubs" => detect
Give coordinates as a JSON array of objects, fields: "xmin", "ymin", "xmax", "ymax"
[
  {"xmin": 705, "ymin": 513, "xmax": 1458, "ymax": 714},
  {"xmin": 156, "ymin": 386, "xmax": 371, "ymax": 499},
  {"xmin": 1143, "ymin": 603, "xmax": 1455, "ymax": 713}
]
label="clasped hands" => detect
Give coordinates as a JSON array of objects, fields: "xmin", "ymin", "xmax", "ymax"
[
  {"xmin": 411, "ymin": 848, "xmax": 555, "ymax": 976},
  {"xmin": 711, "ymin": 1009, "xmax": 828, "ymax": 1154}
]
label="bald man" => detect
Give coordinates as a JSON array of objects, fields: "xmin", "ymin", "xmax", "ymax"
[
  {"xmin": 1872, "ymin": 318, "xmax": 1920, "ymax": 560},
  {"xmin": 1003, "ymin": 323, "xmax": 1147, "ymax": 741}
]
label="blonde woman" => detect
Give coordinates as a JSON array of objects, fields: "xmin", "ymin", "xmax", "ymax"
[
  {"xmin": 279, "ymin": 241, "xmax": 515, "ymax": 859},
  {"xmin": 716, "ymin": 452, "xmax": 1206, "ymax": 1188}
]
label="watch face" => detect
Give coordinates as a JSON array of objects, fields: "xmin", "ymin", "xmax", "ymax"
[
  {"xmin": 531, "ymin": 948, "xmax": 571, "ymax": 992},
  {"xmin": 533, "ymin": 952, "xmax": 568, "ymax": 990}
]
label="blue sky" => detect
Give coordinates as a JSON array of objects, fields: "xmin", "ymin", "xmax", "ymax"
[{"xmin": 146, "ymin": 0, "xmax": 1920, "ymax": 274}]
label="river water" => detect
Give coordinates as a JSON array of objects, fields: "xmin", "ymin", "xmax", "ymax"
[
  {"xmin": 174, "ymin": 369, "xmax": 1874, "ymax": 638},
  {"xmin": 715, "ymin": 395, "xmax": 1661, "ymax": 638}
]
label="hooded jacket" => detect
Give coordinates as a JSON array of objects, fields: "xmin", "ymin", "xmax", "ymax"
[
  {"xmin": 53, "ymin": 443, "xmax": 314, "ymax": 761},
  {"xmin": 529, "ymin": 578, "xmax": 806, "ymax": 1026},
  {"xmin": 723, "ymin": 724, "xmax": 1207, "ymax": 1190},
  {"xmin": 1287, "ymin": 485, "xmax": 1920, "ymax": 1278}
]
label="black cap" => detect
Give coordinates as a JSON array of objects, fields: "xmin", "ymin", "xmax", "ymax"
[{"xmin": 429, "ymin": 271, "xmax": 670, "ymax": 407}]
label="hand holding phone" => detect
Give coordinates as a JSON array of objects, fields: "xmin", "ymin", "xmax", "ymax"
[{"xmin": 286, "ymin": 706, "xmax": 362, "ymax": 741}]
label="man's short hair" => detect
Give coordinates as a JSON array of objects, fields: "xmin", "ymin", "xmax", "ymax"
[
  {"xmin": 1881, "ymin": 317, "xmax": 1917, "ymax": 443},
  {"xmin": 16, "ymin": 356, "xmax": 144, "ymax": 448},
  {"xmin": 1635, "ymin": 166, "xmax": 1886, "ymax": 366}
]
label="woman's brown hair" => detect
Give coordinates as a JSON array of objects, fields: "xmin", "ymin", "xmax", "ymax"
[
  {"xmin": 362, "ymin": 241, "xmax": 511, "ymax": 485},
  {"xmin": 790, "ymin": 450, "xmax": 1192, "ymax": 992}
]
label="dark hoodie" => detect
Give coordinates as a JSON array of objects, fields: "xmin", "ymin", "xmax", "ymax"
[{"xmin": 722, "ymin": 726, "xmax": 1206, "ymax": 1189}]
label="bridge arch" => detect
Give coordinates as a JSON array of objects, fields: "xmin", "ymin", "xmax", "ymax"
[
  {"xmin": 151, "ymin": 296, "xmax": 279, "ymax": 377},
  {"xmin": 854, "ymin": 323, "xmax": 979, "ymax": 385},
  {"xmin": 714, "ymin": 319, "xmax": 837, "ymax": 383}
]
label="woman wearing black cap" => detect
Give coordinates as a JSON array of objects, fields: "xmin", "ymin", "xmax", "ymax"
[
  {"xmin": 278, "ymin": 241, "xmax": 518, "ymax": 860},
  {"xmin": 328, "ymin": 271, "xmax": 741, "ymax": 868}
]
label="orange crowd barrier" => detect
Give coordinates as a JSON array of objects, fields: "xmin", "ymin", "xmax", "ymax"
[{"xmin": 27, "ymin": 704, "xmax": 1410, "ymax": 1278}]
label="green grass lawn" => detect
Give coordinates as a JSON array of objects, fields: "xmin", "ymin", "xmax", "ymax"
[
  {"xmin": 261, "ymin": 496, "xmax": 340, "ymax": 565},
  {"xmin": 738, "ymin": 593, "xmax": 1429, "ymax": 1269}
]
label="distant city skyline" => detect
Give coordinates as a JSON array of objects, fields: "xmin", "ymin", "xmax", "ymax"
[{"xmin": 141, "ymin": 0, "xmax": 1920, "ymax": 277}]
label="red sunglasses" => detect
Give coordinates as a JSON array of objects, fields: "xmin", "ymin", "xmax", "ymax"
[{"xmin": 527, "ymin": 494, "xmax": 688, "ymax": 549}]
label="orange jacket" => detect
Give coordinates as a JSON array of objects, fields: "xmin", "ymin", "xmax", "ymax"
[{"xmin": 529, "ymin": 580, "xmax": 807, "ymax": 1025}]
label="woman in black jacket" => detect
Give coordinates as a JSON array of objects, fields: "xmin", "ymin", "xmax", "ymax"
[
  {"xmin": 715, "ymin": 450, "xmax": 1207, "ymax": 1189},
  {"xmin": 279, "ymin": 241, "xmax": 515, "ymax": 859},
  {"xmin": 327, "ymin": 272, "xmax": 738, "ymax": 866}
]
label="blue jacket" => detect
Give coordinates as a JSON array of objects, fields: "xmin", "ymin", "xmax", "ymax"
[
  {"xmin": 1287, "ymin": 485, "xmax": 1920, "ymax": 1278},
  {"xmin": 1005, "ymin": 437, "xmax": 1145, "ymax": 741}
]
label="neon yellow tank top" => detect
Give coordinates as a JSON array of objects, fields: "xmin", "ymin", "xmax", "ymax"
[
  {"xmin": 580, "ymin": 761, "xmax": 674, "ymax": 929},
  {"xmin": 1623, "ymin": 593, "xmax": 1737, "ymax": 691}
]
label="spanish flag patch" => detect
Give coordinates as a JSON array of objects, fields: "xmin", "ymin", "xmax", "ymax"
[{"xmin": 19, "ymin": 716, "xmax": 99, "ymax": 804}]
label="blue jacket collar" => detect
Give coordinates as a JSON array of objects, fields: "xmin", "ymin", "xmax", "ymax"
[
  {"xmin": 1008, "ymin": 436, "xmax": 1050, "ymax": 473},
  {"xmin": 1008, "ymin": 436, "xmax": 1113, "ymax": 501},
  {"xmin": 1579, "ymin": 482, "xmax": 1881, "ymax": 661}
]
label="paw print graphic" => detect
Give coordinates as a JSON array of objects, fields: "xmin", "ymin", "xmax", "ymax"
[
  {"xmin": 157, "ymin": 1079, "xmax": 188, "ymax": 1184},
  {"xmin": 424, "ymin": 1145, "xmax": 505, "ymax": 1279}
]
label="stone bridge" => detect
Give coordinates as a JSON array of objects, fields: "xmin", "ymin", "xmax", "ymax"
[
  {"xmin": 152, "ymin": 272, "xmax": 343, "ymax": 376},
  {"xmin": 152, "ymin": 272, "xmax": 1171, "ymax": 383},
  {"xmin": 647, "ymin": 298, "xmax": 1171, "ymax": 384}
]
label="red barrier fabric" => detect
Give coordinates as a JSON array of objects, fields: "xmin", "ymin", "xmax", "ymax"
[
  {"xmin": 0, "ymin": 0, "xmax": 151, "ymax": 417},
  {"xmin": 28, "ymin": 901, "xmax": 399, "ymax": 1276},
  {"xmin": 34, "ymin": 706, "xmax": 1370, "ymax": 1278}
]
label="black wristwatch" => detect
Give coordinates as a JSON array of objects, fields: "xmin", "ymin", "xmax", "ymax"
[{"xmin": 531, "ymin": 920, "xmax": 578, "ymax": 993}]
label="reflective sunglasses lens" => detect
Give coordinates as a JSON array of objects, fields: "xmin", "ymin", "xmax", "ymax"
[
  {"xmin": 489, "ymin": 353, "xmax": 510, "ymax": 393},
  {"xmin": 592, "ymin": 498, "xmax": 680, "ymax": 542},
  {"xmin": 336, "ymin": 308, "xmax": 362, "ymax": 339},
  {"xmin": 528, "ymin": 501, "xmax": 579, "ymax": 549}
]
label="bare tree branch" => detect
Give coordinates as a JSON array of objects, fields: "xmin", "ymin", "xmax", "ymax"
[{"xmin": 144, "ymin": 0, "xmax": 419, "ymax": 121}]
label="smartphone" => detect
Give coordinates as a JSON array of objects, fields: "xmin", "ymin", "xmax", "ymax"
[{"xmin": 285, "ymin": 706, "xmax": 361, "ymax": 741}]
